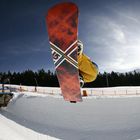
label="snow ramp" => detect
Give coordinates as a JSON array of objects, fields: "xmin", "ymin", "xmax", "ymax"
[{"xmin": 0, "ymin": 92, "xmax": 140, "ymax": 140}]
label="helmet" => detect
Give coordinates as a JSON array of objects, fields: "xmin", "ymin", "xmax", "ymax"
[{"xmin": 77, "ymin": 40, "xmax": 83, "ymax": 55}]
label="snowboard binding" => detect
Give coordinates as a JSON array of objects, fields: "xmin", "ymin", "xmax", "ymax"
[
  {"xmin": 77, "ymin": 40, "xmax": 83, "ymax": 55},
  {"xmin": 79, "ymin": 76, "xmax": 84, "ymax": 88}
]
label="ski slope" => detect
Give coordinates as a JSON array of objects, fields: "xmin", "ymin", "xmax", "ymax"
[{"xmin": 0, "ymin": 88, "xmax": 140, "ymax": 140}]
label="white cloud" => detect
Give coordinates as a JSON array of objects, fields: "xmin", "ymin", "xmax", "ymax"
[
  {"xmin": 82, "ymin": 11, "xmax": 140, "ymax": 72},
  {"xmin": 112, "ymin": 28, "xmax": 126, "ymax": 44}
]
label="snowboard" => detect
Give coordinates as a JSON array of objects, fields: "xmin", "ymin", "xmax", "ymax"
[{"xmin": 46, "ymin": 2, "xmax": 82, "ymax": 102}]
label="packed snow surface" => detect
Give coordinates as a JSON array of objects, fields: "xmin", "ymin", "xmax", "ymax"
[{"xmin": 0, "ymin": 89, "xmax": 140, "ymax": 140}]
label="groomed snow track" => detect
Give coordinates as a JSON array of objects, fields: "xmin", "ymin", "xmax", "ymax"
[{"xmin": 0, "ymin": 89, "xmax": 140, "ymax": 140}]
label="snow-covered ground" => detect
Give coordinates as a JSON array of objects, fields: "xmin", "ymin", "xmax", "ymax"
[{"xmin": 0, "ymin": 86, "xmax": 140, "ymax": 140}]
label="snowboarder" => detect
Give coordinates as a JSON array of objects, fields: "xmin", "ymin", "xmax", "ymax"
[
  {"xmin": 77, "ymin": 40, "xmax": 99, "ymax": 87},
  {"xmin": 70, "ymin": 40, "xmax": 98, "ymax": 103}
]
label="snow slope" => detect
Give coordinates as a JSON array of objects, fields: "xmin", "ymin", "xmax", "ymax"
[{"xmin": 0, "ymin": 91, "xmax": 140, "ymax": 140}]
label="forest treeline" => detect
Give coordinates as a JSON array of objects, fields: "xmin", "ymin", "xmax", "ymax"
[{"xmin": 0, "ymin": 69, "xmax": 140, "ymax": 87}]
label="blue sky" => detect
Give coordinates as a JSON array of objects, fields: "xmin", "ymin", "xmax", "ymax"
[{"xmin": 0, "ymin": 0, "xmax": 140, "ymax": 73}]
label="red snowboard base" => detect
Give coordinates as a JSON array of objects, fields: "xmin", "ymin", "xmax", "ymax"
[{"xmin": 46, "ymin": 2, "xmax": 82, "ymax": 102}]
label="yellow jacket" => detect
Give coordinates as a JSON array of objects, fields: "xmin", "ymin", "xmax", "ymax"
[{"xmin": 78, "ymin": 53, "xmax": 98, "ymax": 83}]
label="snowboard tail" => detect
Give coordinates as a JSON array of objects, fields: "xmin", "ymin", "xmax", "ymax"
[{"xmin": 46, "ymin": 2, "xmax": 82, "ymax": 102}]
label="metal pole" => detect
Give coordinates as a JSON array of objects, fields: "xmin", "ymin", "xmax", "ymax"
[
  {"xmin": 34, "ymin": 77, "xmax": 38, "ymax": 92},
  {"xmin": 34, "ymin": 77, "xmax": 38, "ymax": 87},
  {"xmin": 106, "ymin": 73, "xmax": 109, "ymax": 87}
]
